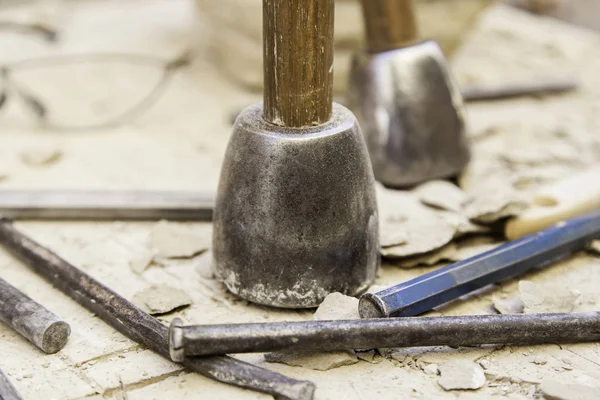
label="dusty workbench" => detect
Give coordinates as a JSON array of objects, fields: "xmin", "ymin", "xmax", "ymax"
[{"xmin": 0, "ymin": 1, "xmax": 600, "ymax": 399}]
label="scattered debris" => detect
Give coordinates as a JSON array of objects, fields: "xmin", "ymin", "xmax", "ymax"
[
  {"xmin": 149, "ymin": 221, "xmax": 212, "ymax": 258},
  {"xmin": 492, "ymin": 295, "xmax": 524, "ymax": 314},
  {"xmin": 379, "ymin": 223, "xmax": 408, "ymax": 248},
  {"xmin": 438, "ymin": 360, "xmax": 486, "ymax": 391},
  {"xmin": 391, "ymin": 243, "xmax": 458, "ymax": 269},
  {"xmin": 312, "ymin": 292, "xmax": 360, "ymax": 321},
  {"xmin": 423, "ymin": 363, "xmax": 440, "ymax": 375},
  {"xmin": 377, "ymin": 185, "xmax": 458, "ymax": 258},
  {"xmin": 264, "ymin": 351, "xmax": 358, "ymax": 371},
  {"xmin": 539, "ymin": 379, "xmax": 599, "ymax": 400},
  {"xmin": 478, "ymin": 359, "xmax": 490, "ymax": 370},
  {"xmin": 265, "ymin": 293, "xmax": 360, "ymax": 370},
  {"xmin": 356, "ymin": 350, "xmax": 379, "ymax": 364},
  {"xmin": 132, "ymin": 285, "xmax": 192, "ymax": 315},
  {"xmin": 531, "ymin": 356, "xmax": 547, "ymax": 365},
  {"xmin": 465, "ymin": 191, "xmax": 528, "ymax": 224},
  {"xmin": 519, "ymin": 281, "xmax": 580, "ymax": 313},
  {"xmin": 415, "ymin": 180, "xmax": 470, "ymax": 212},
  {"xmin": 20, "ymin": 146, "xmax": 62, "ymax": 166},
  {"xmin": 129, "ymin": 251, "xmax": 155, "ymax": 275}
]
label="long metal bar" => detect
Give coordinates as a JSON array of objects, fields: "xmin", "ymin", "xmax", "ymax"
[
  {"xmin": 461, "ymin": 78, "xmax": 577, "ymax": 102},
  {"xmin": 0, "ymin": 366, "xmax": 23, "ymax": 400},
  {"xmin": 360, "ymin": 210, "xmax": 600, "ymax": 318},
  {"xmin": 0, "ymin": 219, "xmax": 315, "ymax": 400},
  {"xmin": 169, "ymin": 312, "xmax": 600, "ymax": 359},
  {"xmin": 0, "ymin": 277, "xmax": 70, "ymax": 353},
  {"xmin": 0, "ymin": 190, "xmax": 213, "ymax": 221}
]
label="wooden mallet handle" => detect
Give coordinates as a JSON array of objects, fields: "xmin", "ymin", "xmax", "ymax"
[
  {"xmin": 360, "ymin": 0, "xmax": 419, "ymax": 54},
  {"xmin": 263, "ymin": 0, "xmax": 334, "ymax": 128}
]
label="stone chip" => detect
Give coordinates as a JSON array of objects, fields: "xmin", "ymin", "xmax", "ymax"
[
  {"xmin": 438, "ymin": 360, "xmax": 486, "ymax": 391},
  {"xmin": 150, "ymin": 221, "xmax": 212, "ymax": 258},
  {"xmin": 132, "ymin": 285, "xmax": 192, "ymax": 315},
  {"xmin": 519, "ymin": 281, "xmax": 580, "ymax": 313}
]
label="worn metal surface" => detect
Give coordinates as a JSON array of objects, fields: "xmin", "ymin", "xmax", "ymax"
[
  {"xmin": 0, "ymin": 367, "xmax": 22, "ymax": 400},
  {"xmin": 214, "ymin": 104, "xmax": 379, "ymax": 308},
  {"xmin": 0, "ymin": 220, "xmax": 316, "ymax": 400},
  {"xmin": 461, "ymin": 78, "xmax": 578, "ymax": 102},
  {"xmin": 168, "ymin": 312, "xmax": 600, "ymax": 358},
  {"xmin": 346, "ymin": 40, "xmax": 470, "ymax": 188},
  {"xmin": 360, "ymin": 0, "xmax": 418, "ymax": 53},
  {"xmin": 360, "ymin": 210, "xmax": 600, "ymax": 318},
  {"xmin": 263, "ymin": 0, "xmax": 334, "ymax": 127},
  {"xmin": 0, "ymin": 190, "xmax": 213, "ymax": 221},
  {"xmin": 0, "ymin": 277, "xmax": 70, "ymax": 354}
]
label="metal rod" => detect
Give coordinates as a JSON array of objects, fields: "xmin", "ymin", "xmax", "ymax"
[
  {"xmin": 263, "ymin": 0, "xmax": 334, "ymax": 127},
  {"xmin": 0, "ymin": 366, "xmax": 23, "ymax": 400},
  {"xmin": 360, "ymin": 0, "xmax": 418, "ymax": 53},
  {"xmin": 0, "ymin": 190, "xmax": 213, "ymax": 221},
  {"xmin": 169, "ymin": 312, "xmax": 600, "ymax": 358},
  {"xmin": 0, "ymin": 277, "xmax": 70, "ymax": 353},
  {"xmin": 0, "ymin": 219, "xmax": 315, "ymax": 400},
  {"xmin": 360, "ymin": 210, "xmax": 600, "ymax": 318},
  {"xmin": 461, "ymin": 79, "xmax": 577, "ymax": 102}
]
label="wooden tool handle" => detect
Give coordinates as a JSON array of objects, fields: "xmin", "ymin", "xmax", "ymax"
[
  {"xmin": 505, "ymin": 166, "xmax": 600, "ymax": 240},
  {"xmin": 263, "ymin": 0, "xmax": 334, "ymax": 128},
  {"xmin": 360, "ymin": 0, "xmax": 419, "ymax": 53}
]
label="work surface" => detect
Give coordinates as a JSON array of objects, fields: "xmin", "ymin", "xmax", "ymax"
[{"xmin": 1, "ymin": 1, "xmax": 600, "ymax": 399}]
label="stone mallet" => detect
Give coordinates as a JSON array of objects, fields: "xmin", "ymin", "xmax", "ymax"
[
  {"xmin": 168, "ymin": 312, "xmax": 600, "ymax": 359},
  {"xmin": 213, "ymin": 0, "xmax": 379, "ymax": 309},
  {"xmin": 346, "ymin": 0, "xmax": 470, "ymax": 188}
]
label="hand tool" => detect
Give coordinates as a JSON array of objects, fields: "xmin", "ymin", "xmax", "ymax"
[
  {"xmin": 506, "ymin": 166, "xmax": 600, "ymax": 240},
  {"xmin": 168, "ymin": 312, "xmax": 600, "ymax": 358},
  {"xmin": 0, "ymin": 219, "xmax": 315, "ymax": 400},
  {"xmin": 461, "ymin": 78, "xmax": 577, "ymax": 102},
  {"xmin": 346, "ymin": 0, "xmax": 470, "ymax": 188},
  {"xmin": 0, "ymin": 366, "xmax": 22, "ymax": 400},
  {"xmin": 0, "ymin": 190, "xmax": 213, "ymax": 221},
  {"xmin": 0, "ymin": 277, "xmax": 70, "ymax": 353},
  {"xmin": 359, "ymin": 210, "xmax": 600, "ymax": 318},
  {"xmin": 214, "ymin": 0, "xmax": 379, "ymax": 308}
]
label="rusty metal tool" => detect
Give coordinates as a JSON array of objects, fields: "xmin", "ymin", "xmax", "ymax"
[
  {"xmin": 359, "ymin": 210, "xmax": 600, "ymax": 318},
  {"xmin": 168, "ymin": 312, "xmax": 600, "ymax": 358},
  {"xmin": 0, "ymin": 277, "xmax": 70, "ymax": 353},
  {"xmin": 214, "ymin": 0, "xmax": 378, "ymax": 309},
  {"xmin": 0, "ymin": 219, "xmax": 315, "ymax": 400},
  {"xmin": 0, "ymin": 190, "xmax": 213, "ymax": 221},
  {"xmin": 0, "ymin": 366, "xmax": 23, "ymax": 400},
  {"xmin": 461, "ymin": 78, "xmax": 578, "ymax": 102},
  {"xmin": 346, "ymin": 0, "xmax": 470, "ymax": 188}
]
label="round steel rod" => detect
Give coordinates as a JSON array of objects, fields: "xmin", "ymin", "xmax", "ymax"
[
  {"xmin": 0, "ymin": 219, "xmax": 315, "ymax": 400},
  {"xmin": 360, "ymin": 0, "xmax": 418, "ymax": 53},
  {"xmin": 461, "ymin": 78, "xmax": 578, "ymax": 102},
  {"xmin": 169, "ymin": 312, "xmax": 600, "ymax": 359},
  {"xmin": 0, "ymin": 190, "xmax": 214, "ymax": 221},
  {"xmin": 263, "ymin": 0, "xmax": 334, "ymax": 127},
  {"xmin": 0, "ymin": 277, "xmax": 70, "ymax": 353}
]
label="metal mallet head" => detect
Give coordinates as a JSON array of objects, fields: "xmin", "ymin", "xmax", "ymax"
[
  {"xmin": 347, "ymin": 0, "xmax": 470, "ymax": 188},
  {"xmin": 212, "ymin": 0, "xmax": 379, "ymax": 308}
]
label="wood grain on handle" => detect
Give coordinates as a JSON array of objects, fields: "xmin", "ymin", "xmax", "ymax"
[
  {"xmin": 263, "ymin": 0, "xmax": 334, "ymax": 128},
  {"xmin": 360, "ymin": 0, "xmax": 418, "ymax": 53},
  {"xmin": 505, "ymin": 166, "xmax": 600, "ymax": 240}
]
